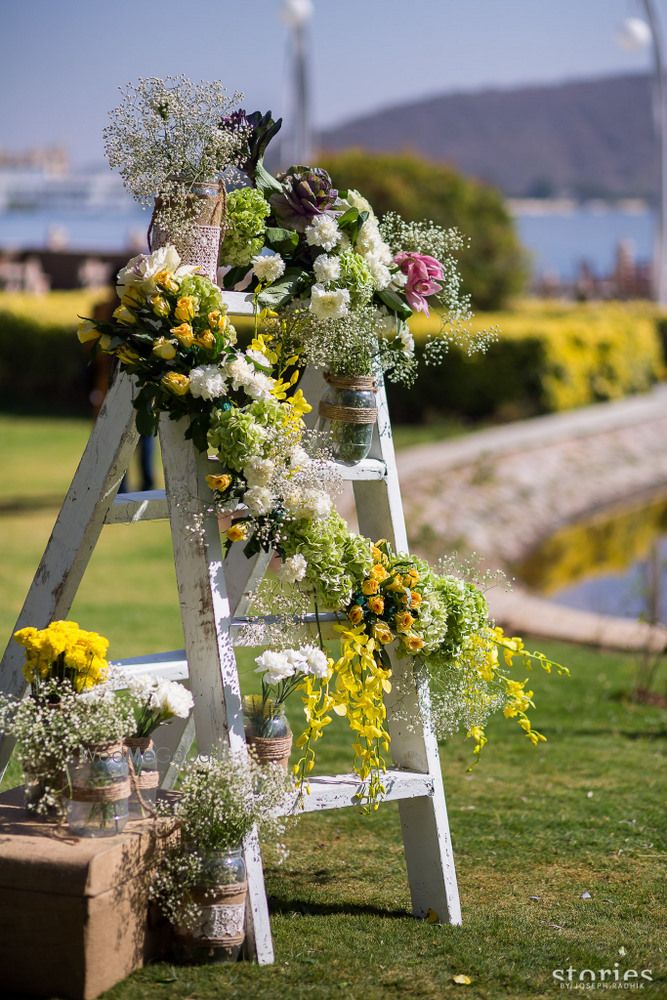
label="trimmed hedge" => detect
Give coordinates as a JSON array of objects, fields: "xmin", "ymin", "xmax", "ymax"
[
  {"xmin": 0, "ymin": 291, "xmax": 105, "ymax": 413},
  {"xmin": 388, "ymin": 301, "xmax": 666, "ymax": 423},
  {"xmin": 0, "ymin": 293, "xmax": 664, "ymax": 421}
]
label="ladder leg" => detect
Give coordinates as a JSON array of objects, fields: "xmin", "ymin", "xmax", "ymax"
[
  {"xmin": 352, "ymin": 375, "xmax": 462, "ymax": 925},
  {"xmin": 0, "ymin": 371, "xmax": 138, "ymax": 780},
  {"xmin": 159, "ymin": 416, "xmax": 275, "ymax": 964}
]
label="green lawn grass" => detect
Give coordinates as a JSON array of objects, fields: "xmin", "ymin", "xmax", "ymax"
[{"xmin": 1, "ymin": 415, "xmax": 666, "ymax": 999}]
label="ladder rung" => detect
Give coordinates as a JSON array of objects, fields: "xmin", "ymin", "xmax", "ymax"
[
  {"xmin": 109, "ymin": 650, "xmax": 188, "ymax": 683},
  {"xmin": 288, "ymin": 770, "xmax": 435, "ymax": 812},
  {"xmin": 339, "ymin": 458, "xmax": 385, "ymax": 481},
  {"xmin": 106, "ymin": 490, "xmax": 168, "ymax": 524}
]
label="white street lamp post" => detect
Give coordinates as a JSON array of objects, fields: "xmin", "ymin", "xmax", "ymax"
[
  {"xmin": 619, "ymin": 3, "xmax": 667, "ymax": 304},
  {"xmin": 281, "ymin": 0, "xmax": 314, "ymax": 167}
]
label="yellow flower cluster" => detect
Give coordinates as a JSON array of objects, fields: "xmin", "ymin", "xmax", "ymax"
[
  {"xmin": 14, "ymin": 620, "xmax": 109, "ymax": 693},
  {"xmin": 348, "ymin": 543, "xmax": 425, "ymax": 655},
  {"xmin": 293, "ymin": 626, "xmax": 392, "ymax": 811}
]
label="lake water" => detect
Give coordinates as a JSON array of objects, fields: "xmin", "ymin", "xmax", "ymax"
[{"xmin": 0, "ymin": 203, "xmax": 656, "ymax": 281}]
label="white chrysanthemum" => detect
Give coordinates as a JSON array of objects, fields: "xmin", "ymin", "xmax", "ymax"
[
  {"xmin": 312, "ymin": 254, "xmax": 341, "ymax": 284},
  {"xmin": 305, "ymin": 214, "xmax": 340, "ymax": 252},
  {"xmin": 244, "ymin": 457, "xmax": 275, "ymax": 487},
  {"xmin": 244, "ymin": 485, "xmax": 274, "ymax": 516},
  {"xmin": 225, "ymin": 355, "xmax": 254, "ymax": 389},
  {"xmin": 398, "ymin": 327, "xmax": 415, "ymax": 356},
  {"xmin": 284, "ymin": 487, "xmax": 332, "ymax": 521},
  {"xmin": 300, "ymin": 644, "xmax": 329, "ymax": 678},
  {"xmin": 309, "ymin": 284, "xmax": 350, "ymax": 320},
  {"xmin": 246, "ymin": 348, "xmax": 272, "ymax": 368},
  {"xmin": 251, "ymin": 253, "xmax": 286, "ymax": 284},
  {"xmin": 150, "ymin": 680, "xmax": 194, "ymax": 719},
  {"xmin": 254, "ymin": 650, "xmax": 295, "ymax": 684},
  {"xmin": 279, "ymin": 553, "xmax": 308, "ymax": 583},
  {"xmin": 356, "ymin": 218, "xmax": 392, "ymax": 263},
  {"xmin": 244, "ymin": 371, "xmax": 275, "ymax": 400},
  {"xmin": 189, "ymin": 364, "xmax": 228, "ymax": 400},
  {"xmin": 365, "ymin": 253, "xmax": 392, "ymax": 291}
]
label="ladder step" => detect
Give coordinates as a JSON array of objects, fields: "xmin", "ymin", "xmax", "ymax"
[
  {"xmin": 109, "ymin": 650, "xmax": 189, "ymax": 683},
  {"xmin": 105, "ymin": 460, "xmax": 386, "ymax": 525},
  {"xmin": 105, "ymin": 490, "xmax": 169, "ymax": 524},
  {"xmin": 288, "ymin": 770, "xmax": 435, "ymax": 812}
]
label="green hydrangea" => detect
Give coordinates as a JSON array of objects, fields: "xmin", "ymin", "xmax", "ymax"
[
  {"xmin": 339, "ymin": 250, "xmax": 375, "ymax": 305},
  {"xmin": 219, "ymin": 188, "xmax": 271, "ymax": 266},
  {"xmin": 178, "ymin": 273, "xmax": 225, "ymax": 317},
  {"xmin": 207, "ymin": 407, "xmax": 268, "ymax": 471},
  {"xmin": 281, "ymin": 511, "xmax": 374, "ymax": 609}
]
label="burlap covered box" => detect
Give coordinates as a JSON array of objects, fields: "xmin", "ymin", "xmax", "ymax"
[{"xmin": 0, "ymin": 786, "xmax": 172, "ymax": 999}]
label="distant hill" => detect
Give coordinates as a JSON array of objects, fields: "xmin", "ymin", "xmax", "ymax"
[{"xmin": 318, "ymin": 73, "xmax": 657, "ymax": 200}]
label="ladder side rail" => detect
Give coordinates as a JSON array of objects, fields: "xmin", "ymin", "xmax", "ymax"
[
  {"xmin": 353, "ymin": 376, "xmax": 462, "ymax": 925},
  {"xmin": 158, "ymin": 415, "xmax": 274, "ymax": 964},
  {"xmin": 0, "ymin": 371, "xmax": 138, "ymax": 779}
]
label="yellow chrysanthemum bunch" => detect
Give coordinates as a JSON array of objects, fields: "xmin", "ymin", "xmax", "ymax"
[{"xmin": 14, "ymin": 620, "xmax": 109, "ymax": 694}]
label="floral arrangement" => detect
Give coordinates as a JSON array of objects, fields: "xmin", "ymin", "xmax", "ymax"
[
  {"xmin": 104, "ymin": 76, "xmax": 249, "ymax": 245},
  {"xmin": 13, "ymin": 620, "xmax": 109, "ymax": 697},
  {"xmin": 73, "ymin": 80, "xmax": 567, "ymax": 813},
  {"xmin": 247, "ymin": 644, "xmax": 330, "ymax": 738},
  {"xmin": 122, "ymin": 675, "xmax": 194, "ymax": 738},
  {"xmin": 150, "ymin": 749, "xmax": 287, "ymax": 929}
]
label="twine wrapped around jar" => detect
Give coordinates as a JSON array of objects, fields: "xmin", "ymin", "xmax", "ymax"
[
  {"xmin": 69, "ymin": 741, "xmax": 131, "ymax": 803},
  {"xmin": 124, "ymin": 736, "xmax": 160, "ymax": 792},
  {"xmin": 246, "ymin": 733, "xmax": 293, "ymax": 770},
  {"xmin": 318, "ymin": 374, "xmax": 378, "ymax": 426},
  {"xmin": 148, "ymin": 180, "xmax": 227, "ymax": 282}
]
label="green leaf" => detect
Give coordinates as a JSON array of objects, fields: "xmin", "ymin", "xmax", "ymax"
[
  {"xmin": 337, "ymin": 207, "xmax": 360, "ymax": 228},
  {"xmin": 377, "ymin": 288, "xmax": 413, "ymax": 321},
  {"xmin": 255, "ymin": 160, "xmax": 283, "ymax": 197},
  {"xmin": 257, "ymin": 268, "xmax": 310, "ymax": 309},
  {"xmin": 134, "ymin": 404, "xmax": 158, "ymax": 438},
  {"xmin": 265, "ymin": 227, "xmax": 299, "ymax": 251}
]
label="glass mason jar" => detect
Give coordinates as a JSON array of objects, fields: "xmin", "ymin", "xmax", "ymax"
[
  {"xmin": 66, "ymin": 742, "xmax": 130, "ymax": 838},
  {"xmin": 124, "ymin": 736, "xmax": 159, "ymax": 819},
  {"xmin": 173, "ymin": 847, "xmax": 247, "ymax": 964},
  {"xmin": 149, "ymin": 178, "xmax": 225, "ymax": 282},
  {"xmin": 318, "ymin": 374, "xmax": 377, "ymax": 466},
  {"xmin": 22, "ymin": 765, "xmax": 65, "ymax": 820},
  {"xmin": 243, "ymin": 697, "xmax": 293, "ymax": 770}
]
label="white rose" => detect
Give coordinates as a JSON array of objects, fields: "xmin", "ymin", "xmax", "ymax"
[
  {"xmin": 279, "ymin": 553, "xmax": 308, "ymax": 583},
  {"xmin": 189, "ymin": 364, "xmax": 228, "ymax": 401},
  {"xmin": 151, "ymin": 680, "xmax": 194, "ymax": 719},
  {"xmin": 116, "ymin": 244, "xmax": 185, "ymax": 294},
  {"xmin": 309, "ymin": 284, "xmax": 350, "ymax": 320},
  {"xmin": 305, "ymin": 214, "xmax": 340, "ymax": 252},
  {"xmin": 244, "ymin": 486, "xmax": 274, "ymax": 516},
  {"xmin": 254, "ymin": 650, "xmax": 295, "ymax": 684},
  {"xmin": 285, "ymin": 488, "xmax": 332, "ymax": 521},
  {"xmin": 251, "ymin": 253, "xmax": 286, "ymax": 284},
  {"xmin": 345, "ymin": 189, "xmax": 375, "ymax": 217},
  {"xmin": 313, "ymin": 254, "xmax": 341, "ymax": 284},
  {"xmin": 244, "ymin": 457, "xmax": 275, "ymax": 487}
]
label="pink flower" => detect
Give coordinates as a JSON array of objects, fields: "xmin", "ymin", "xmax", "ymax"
[{"xmin": 394, "ymin": 252, "xmax": 444, "ymax": 315}]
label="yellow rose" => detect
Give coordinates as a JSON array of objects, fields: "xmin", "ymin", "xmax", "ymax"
[
  {"xmin": 161, "ymin": 372, "xmax": 190, "ymax": 396},
  {"xmin": 371, "ymin": 564, "xmax": 389, "ymax": 582},
  {"xmin": 348, "ymin": 604, "xmax": 364, "ymax": 625},
  {"xmin": 367, "ymin": 596, "xmax": 385, "ymax": 615},
  {"xmin": 405, "ymin": 569, "xmax": 420, "ymax": 585},
  {"xmin": 409, "ymin": 590, "xmax": 422, "ymax": 607},
  {"xmin": 206, "ymin": 473, "xmax": 232, "ymax": 493},
  {"xmin": 373, "ymin": 622, "xmax": 394, "ymax": 644},
  {"xmin": 120, "ymin": 286, "xmax": 144, "ymax": 309},
  {"xmin": 386, "ymin": 575, "xmax": 405, "ymax": 593},
  {"xmin": 77, "ymin": 320, "xmax": 101, "ymax": 344},
  {"xmin": 152, "ymin": 337, "xmax": 177, "ymax": 360},
  {"xmin": 112, "ymin": 305, "xmax": 137, "ymax": 325},
  {"xmin": 155, "ymin": 269, "xmax": 179, "ymax": 293},
  {"xmin": 361, "ymin": 578, "xmax": 379, "ymax": 596},
  {"xmin": 170, "ymin": 323, "xmax": 194, "ymax": 348},
  {"xmin": 174, "ymin": 295, "xmax": 197, "ymax": 322},
  {"xmin": 195, "ymin": 329, "xmax": 216, "ymax": 351},
  {"xmin": 98, "ymin": 334, "xmax": 114, "ymax": 352},
  {"xmin": 208, "ymin": 309, "xmax": 227, "ymax": 330},
  {"xmin": 395, "ymin": 611, "xmax": 415, "ymax": 633},
  {"xmin": 149, "ymin": 294, "xmax": 171, "ymax": 318},
  {"xmin": 403, "ymin": 633, "xmax": 425, "ymax": 653},
  {"xmin": 116, "ymin": 345, "xmax": 141, "ymax": 365},
  {"xmin": 226, "ymin": 523, "xmax": 247, "ymax": 542}
]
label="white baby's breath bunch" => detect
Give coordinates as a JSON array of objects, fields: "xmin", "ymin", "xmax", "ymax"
[{"xmin": 104, "ymin": 76, "xmax": 249, "ymax": 242}]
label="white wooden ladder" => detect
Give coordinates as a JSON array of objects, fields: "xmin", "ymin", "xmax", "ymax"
[{"xmin": 0, "ymin": 291, "xmax": 461, "ymax": 964}]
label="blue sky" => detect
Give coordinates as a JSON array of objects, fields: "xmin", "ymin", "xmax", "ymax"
[{"xmin": 0, "ymin": 0, "xmax": 659, "ymax": 165}]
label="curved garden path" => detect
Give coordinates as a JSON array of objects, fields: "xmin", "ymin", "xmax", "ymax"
[{"xmin": 389, "ymin": 387, "xmax": 667, "ymax": 651}]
